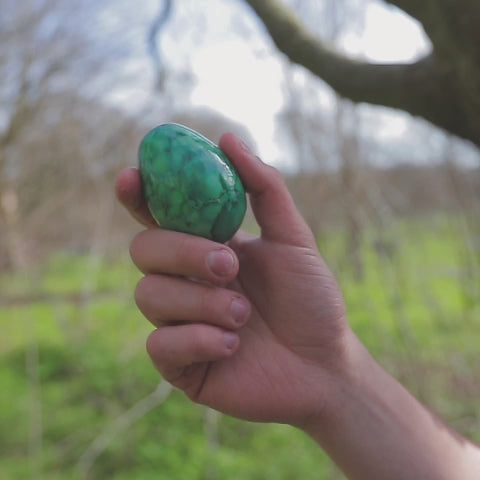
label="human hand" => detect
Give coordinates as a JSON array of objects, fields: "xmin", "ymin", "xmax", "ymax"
[{"xmin": 116, "ymin": 133, "xmax": 351, "ymax": 427}]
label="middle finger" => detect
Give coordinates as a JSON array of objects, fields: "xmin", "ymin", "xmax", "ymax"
[{"xmin": 135, "ymin": 274, "xmax": 250, "ymax": 329}]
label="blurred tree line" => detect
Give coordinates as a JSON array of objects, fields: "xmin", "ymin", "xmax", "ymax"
[
  {"xmin": 0, "ymin": 0, "xmax": 252, "ymax": 271},
  {"xmin": 1, "ymin": 0, "xmax": 478, "ymax": 274}
]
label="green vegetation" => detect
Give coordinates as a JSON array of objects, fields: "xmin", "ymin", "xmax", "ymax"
[{"xmin": 1, "ymin": 217, "xmax": 479, "ymax": 479}]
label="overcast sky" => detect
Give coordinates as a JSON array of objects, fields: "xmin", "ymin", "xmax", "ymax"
[{"xmin": 100, "ymin": 0, "xmax": 479, "ymax": 170}]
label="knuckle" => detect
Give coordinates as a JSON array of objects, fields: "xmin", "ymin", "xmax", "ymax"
[
  {"xmin": 146, "ymin": 328, "xmax": 175, "ymax": 364},
  {"xmin": 198, "ymin": 288, "xmax": 230, "ymax": 325},
  {"xmin": 267, "ymin": 165, "xmax": 285, "ymax": 187},
  {"xmin": 129, "ymin": 230, "xmax": 147, "ymax": 265},
  {"xmin": 198, "ymin": 287, "xmax": 218, "ymax": 318},
  {"xmin": 134, "ymin": 275, "xmax": 156, "ymax": 308},
  {"xmin": 189, "ymin": 325, "xmax": 214, "ymax": 357},
  {"xmin": 146, "ymin": 330, "xmax": 164, "ymax": 360},
  {"xmin": 174, "ymin": 234, "xmax": 196, "ymax": 267}
]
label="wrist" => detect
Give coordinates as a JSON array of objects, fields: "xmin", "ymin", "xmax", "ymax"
[
  {"xmin": 289, "ymin": 327, "xmax": 367, "ymax": 432},
  {"xmin": 298, "ymin": 327, "xmax": 374, "ymax": 434},
  {"xmin": 299, "ymin": 328, "xmax": 480, "ymax": 480}
]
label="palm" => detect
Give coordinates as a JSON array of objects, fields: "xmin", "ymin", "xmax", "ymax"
[{"xmin": 183, "ymin": 234, "xmax": 346, "ymax": 424}]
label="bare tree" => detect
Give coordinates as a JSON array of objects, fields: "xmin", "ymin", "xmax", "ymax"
[
  {"xmin": 276, "ymin": 0, "xmax": 368, "ymax": 278},
  {"xmin": 0, "ymin": 0, "xmax": 132, "ymax": 269}
]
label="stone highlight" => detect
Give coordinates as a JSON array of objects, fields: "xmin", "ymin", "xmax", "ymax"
[{"xmin": 138, "ymin": 123, "xmax": 246, "ymax": 243}]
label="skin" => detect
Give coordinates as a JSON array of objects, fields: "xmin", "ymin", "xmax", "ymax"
[{"xmin": 116, "ymin": 132, "xmax": 480, "ymax": 479}]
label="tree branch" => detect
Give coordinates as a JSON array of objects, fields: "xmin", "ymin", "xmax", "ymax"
[
  {"xmin": 384, "ymin": 0, "xmax": 480, "ymax": 58},
  {"xmin": 244, "ymin": 0, "xmax": 480, "ymax": 147},
  {"xmin": 76, "ymin": 381, "xmax": 173, "ymax": 479},
  {"xmin": 381, "ymin": 0, "xmax": 433, "ymax": 26},
  {"xmin": 148, "ymin": 0, "xmax": 173, "ymax": 91},
  {"xmin": 245, "ymin": 0, "xmax": 432, "ymax": 111}
]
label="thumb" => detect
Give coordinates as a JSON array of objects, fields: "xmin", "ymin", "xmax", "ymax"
[{"xmin": 219, "ymin": 132, "xmax": 314, "ymax": 247}]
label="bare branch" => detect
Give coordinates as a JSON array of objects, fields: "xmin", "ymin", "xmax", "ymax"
[
  {"xmin": 384, "ymin": 0, "xmax": 480, "ymax": 57},
  {"xmin": 76, "ymin": 381, "xmax": 173, "ymax": 479},
  {"xmin": 148, "ymin": 0, "xmax": 173, "ymax": 91},
  {"xmin": 381, "ymin": 0, "xmax": 434, "ymax": 25},
  {"xmin": 245, "ymin": 1, "xmax": 430, "ymax": 109},
  {"xmin": 244, "ymin": 0, "xmax": 480, "ymax": 148}
]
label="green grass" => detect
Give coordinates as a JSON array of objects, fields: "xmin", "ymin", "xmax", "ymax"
[{"xmin": 1, "ymin": 217, "xmax": 479, "ymax": 479}]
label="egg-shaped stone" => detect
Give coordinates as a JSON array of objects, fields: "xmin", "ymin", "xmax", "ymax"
[{"xmin": 138, "ymin": 123, "xmax": 246, "ymax": 243}]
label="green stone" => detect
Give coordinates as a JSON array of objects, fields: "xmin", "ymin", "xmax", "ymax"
[{"xmin": 138, "ymin": 123, "xmax": 247, "ymax": 243}]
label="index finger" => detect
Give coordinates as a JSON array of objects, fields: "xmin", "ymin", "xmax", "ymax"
[{"xmin": 115, "ymin": 167, "xmax": 157, "ymax": 227}]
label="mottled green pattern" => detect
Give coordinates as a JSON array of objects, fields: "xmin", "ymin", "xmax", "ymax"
[{"xmin": 138, "ymin": 123, "xmax": 246, "ymax": 243}]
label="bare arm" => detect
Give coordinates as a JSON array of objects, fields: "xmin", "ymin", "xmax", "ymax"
[{"xmin": 303, "ymin": 331, "xmax": 480, "ymax": 480}]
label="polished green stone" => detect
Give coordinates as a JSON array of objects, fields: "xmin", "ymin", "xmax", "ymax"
[{"xmin": 138, "ymin": 123, "xmax": 246, "ymax": 243}]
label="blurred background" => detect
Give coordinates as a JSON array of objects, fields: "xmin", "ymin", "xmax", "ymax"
[{"xmin": 1, "ymin": 0, "xmax": 479, "ymax": 478}]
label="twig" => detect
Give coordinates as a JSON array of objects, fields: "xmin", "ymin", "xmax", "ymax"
[
  {"xmin": 25, "ymin": 325, "xmax": 43, "ymax": 480},
  {"xmin": 75, "ymin": 380, "xmax": 173, "ymax": 479},
  {"xmin": 0, "ymin": 290, "xmax": 124, "ymax": 307},
  {"xmin": 204, "ymin": 407, "xmax": 221, "ymax": 480}
]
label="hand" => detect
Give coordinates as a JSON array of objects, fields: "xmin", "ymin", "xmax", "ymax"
[
  {"xmin": 117, "ymin": 132, "xmax": 480, "ymax": 479},
  {"xmin": 116, "ymin": 133, "xmax": 350, "ymax": 427}
]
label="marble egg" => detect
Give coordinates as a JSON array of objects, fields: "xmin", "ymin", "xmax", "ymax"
[{"xmin": 138, "ymin": 123, "xmax": 246, "ymax": 243}]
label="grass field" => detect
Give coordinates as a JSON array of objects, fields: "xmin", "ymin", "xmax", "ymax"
[{"xmin": 1, "ymin": 217, "xmax": 479, "ymax": 479}]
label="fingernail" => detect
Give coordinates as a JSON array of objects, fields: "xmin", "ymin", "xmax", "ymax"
[
  {"xmin": 224, "ymin": 331, "xmax": 239, "ymax": 350},
  {"xmin": 231, "ymin": 298, "xmax": 249, "ymax": 325},
  {"xmin": 207, "ymin": 250, "xmax": 235, "ymax": 277}
]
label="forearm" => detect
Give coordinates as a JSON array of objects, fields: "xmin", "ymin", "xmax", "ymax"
[{"xmin": 304, "ymin": 331, "xmax": 480, "ymax": 480}]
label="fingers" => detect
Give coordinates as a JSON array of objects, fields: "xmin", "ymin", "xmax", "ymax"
[
  {"xmin": 130, "ymin": 229, "xmax": 239, "ymax": 284},
  {"xmin": 135, "ymin": 274, "xmax": 250, "ymax": 329},
  {"xmin": 146, "ymin": 325, "xmax": 239, "ymax": 386},
  {"xmin": 131, "ymin": 226, "xmax": 249, "ymax": 389},
  {"xmin": 219, "ymin": 133, "xmax": 315, "ymax": 248},
  {"xmin": 115, "ymin": 167, "xmax": 157, "ymax": 227}
]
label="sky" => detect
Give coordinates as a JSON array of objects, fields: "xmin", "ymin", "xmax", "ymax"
[
  {"xmin": 101, "ymin": 0, "xmax": 479, "ymax": 170},
  {"xmin": 187, "ymin": 0, "xmax": 431, "ymax": 170},
  {"xmin": 343, "ymin": 2, "xmax": 429, "ymax": 62}
]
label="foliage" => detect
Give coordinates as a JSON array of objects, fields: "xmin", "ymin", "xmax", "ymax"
[
  {"xmin": 1, "ymin": 217, "xmax": 479, "ymax": 479},
  {"xmin": 0, "ymin": 253, "xmax": 337, "ymax": 480}
]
